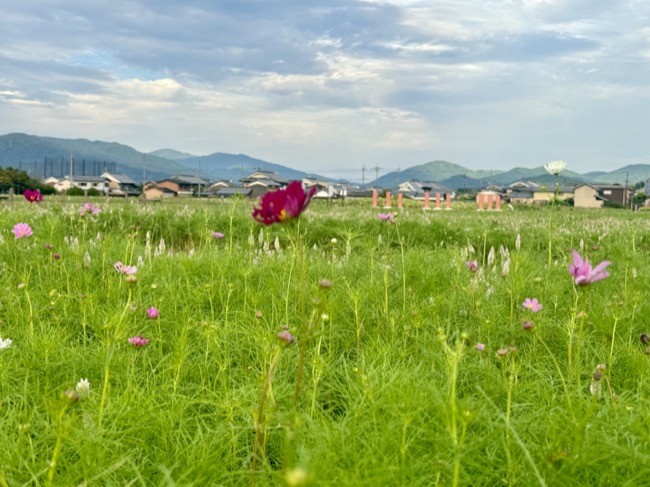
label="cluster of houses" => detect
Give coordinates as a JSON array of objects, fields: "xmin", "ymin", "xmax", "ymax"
[
  {"xmin": 41, "ymin": 170, "xmax": 358, "ymax": 200},
  {"xmin": 41, "ymin": 169, "xmax": 638, "ymax": 209},
  {"xmin": 487, "ymin": 181, "xmax": 632, "ymax": 209}
]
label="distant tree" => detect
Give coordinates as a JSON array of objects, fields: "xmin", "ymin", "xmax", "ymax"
[
  {"xmin": 0, "ymin": 166, "xmax": 42, "ymax": 193},
  {"xmin": 66, "ymin": 187, "xmax": 85, "ymax": 196}
]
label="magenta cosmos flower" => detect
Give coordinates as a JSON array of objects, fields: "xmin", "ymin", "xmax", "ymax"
[
  {"xmin": 23, "ymin": 189, "xmax": 43, "ymax": 203},
  {"xmin": 12, "ymin": 223, "xmax": 32, "ymax": 239},
  {"xmin": 522, "ymin": 298, "xmax": 543, "ymax": 312},
  {"xmin": 252, "ymin": 181, "xmax": 316, "ymax": 225},
  {"xmin": 569, "ymin": 250, "xmax": 610, "ymax": 286},
  {"xmin": 128, "ymin": 336, "xmax": 149, "ymax": 347},
  {"xmin": 146, "ymin": 307, "xmax": 159, "ymax": 319}
]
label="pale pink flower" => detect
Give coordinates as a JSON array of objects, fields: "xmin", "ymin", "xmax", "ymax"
[
  {"xmin": 522, "ymin": 298, "xmax": 542, "ymax": 312},
  {"xmin": 114, "ymin": 261, "xmax": 137, "ymax": 275},
  {"xmin": 211, "ymin": 231, "xmax": 225, "ymax": 239},
  {"xmin": 466, "ymin": 260, "xmax": 478, "ymax": 272},
  {"xmin": 12, "ymin": 223, "xmax": 32, "ymax": 239}
]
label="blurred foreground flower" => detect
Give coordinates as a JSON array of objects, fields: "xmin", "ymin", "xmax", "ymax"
[
  {"xmin": 569, "ymin": 250, "xmax": 610, "ymax": 286},
  {"xmin": 252, "ymin": 181, "xmax": 316, "ymax": 225},
  {"xmin": 12, "ymin": 223, "xmax": 32, "ymax": 239},
  {"xmin": 114, "ymin": 261, "xmax": 137, "ymax": 275},
  {"xmin": 544, "ymin": 160, "xmax": 567, "ymax": 176},
  {"xmin": 76, "ymin": 378, "xmax": 90, "ymax": 398},
  {"xmin": 128, "ymin": 336, "xmax": 149, "ymax": 347},
  {"xmin": 80, "ymin": 202, "xmax": 100, "ymax": 216},
  {"xmin": 23, "ymin": 189, "xmax": 43, "ymax": 203}
]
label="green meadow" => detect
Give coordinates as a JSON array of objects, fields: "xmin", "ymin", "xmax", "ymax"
[{"xmin": 1, "ymin": 197, "xmax": 649, "ymax": 486}]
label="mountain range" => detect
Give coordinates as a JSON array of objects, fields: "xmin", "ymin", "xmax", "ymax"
[{"xmin": 1, "ymin": 133, "xmax": 648, "ymax": 190}]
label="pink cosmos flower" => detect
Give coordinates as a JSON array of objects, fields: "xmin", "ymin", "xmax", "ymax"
[
  {"xmin": 146, "ymin": 307, "xmax": 159, "ymax": 319},
  {"xmin": 128, "ymin": 336, "xmax": 149, "ymax": 347},
  {"xmin": 12, "ymin": 223, "xmax": 32, "ymax": 239},
  {"xmin": 80, "ymin": 202, "xmax": 100, "ymax": 216},
  {"xmin": 23, "ymin": 189, "xmax": 43, "ymax": 203},
  {"xmin": 569, "ymin": 250, "xmax": 610, "ymax": 286},
  {"xmin": 211, "ymin": 231, "xmax": 225, "ymax": 239},
  {"xmin": 377, "ymin": 213, "xmax": 394, "ymax": 221},
  {"xmin": 522, "ymin": 298, "xmax": 542, "ymax": 312},
  {"xmin": 466, "ymin": 260, "xmax": 478, "ymax": 272},
  {"xmin": 476, "ymin": 343, "xmax": 485, "ymax": 351},
  {"xmin": 114, "ymin": 261, "xmax": 137, "ymax": 275},
  {"xmin": 252, "ymin": 181, "xmax": 316, "ymax": 225}
]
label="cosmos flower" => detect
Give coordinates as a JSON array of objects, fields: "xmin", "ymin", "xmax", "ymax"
[
  {"xmin": 80, "ymin": 202, "xmax": 100, "ymax": 216},
  {"xmin": 114, "ymin": 261, "xmax": 137, "ymax": 275},
  {"xmin": 23, "ymin": 189, "xmax": 43, "ymax": 203},
  {"xmin": 252, "ymin": 181, "xmax": 316, "ymax": 225},
  {"xmin": 0, "ymin": 337, "xmax": 12, "ymax": 349},
  {"xmin": 128, "ymin": 336, "xmax": 149, "ymax": 347},
  {"xmin": 377, "ymin": 213, "xmax": 394, "ymax": 221},
  {"xmin": 522, "ymin": 298, "xmax": 543, "ymax": 312},
  {"xmin": 544, "ymin": 160, "xmax": 567, "ymax": 176},
  {"xmin": 569, "ymin": 250, "xmax": 610, "ymax": 286},
  {"xmin": 466, "ymin": 260, "xmax": 478, "ymax": 272},
  {"xmin": 211, "ymin": 231, "xmax": 225, "ymax": 239},
  {"xmin": 146, "ymin": 307, "xmax": 159, "ymax": 319},
  {"xmin": 12, "ymin": 223, "xmax": 32, "ymax": 239}
]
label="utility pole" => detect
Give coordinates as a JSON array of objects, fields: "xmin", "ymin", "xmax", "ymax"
[
  {"xmin": 625, "ymin": 172, "xmax": 629, "ymax": 209},
  {"xmin": 371, "ymin": 166, "xmax": 382, "ymax": 183},
  {"xmin": 361, "ymin": 165, "xmax": 366, "ymax": 185}
]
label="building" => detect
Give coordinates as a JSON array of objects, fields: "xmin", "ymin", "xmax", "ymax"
[
  {"xmin": 156, "ymin": 175, "xmax": 212, "ymax": 197},
  {"xmin": 102, "ymin": 172, "xmax": 140, "ymax": 196},
  {"xmin": 397, "ymin": 180, "xmax": 452, "ymax": 199},
  {"xmin": 52, "ymin": 175, "xmax": 110, "ymax": 194}
]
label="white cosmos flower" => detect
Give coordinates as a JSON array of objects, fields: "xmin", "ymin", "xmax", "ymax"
[
  {"xmin": 544, "ymin": 160, "xmax": 567, "ymax": 176},
  {"xmin": 0, "ymin": 337, "xmax": 12, "ymax": 349},
  {"xmin": 76, "ymin": 378, "xmax": 90, "ymax": 397}
]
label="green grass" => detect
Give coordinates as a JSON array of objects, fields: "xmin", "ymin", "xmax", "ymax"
[{"xmin": 1, "ymin": 196, "xmax": 650, "ymax": 486}]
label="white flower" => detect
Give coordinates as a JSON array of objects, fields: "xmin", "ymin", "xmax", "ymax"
[
  {"xmin": 544, "ymin": 160, "xmax": 567, "ymax": 176},
  {"xmin": 0, "ymin": 337, "xmax": 12, "ymax": 349},
  {"xmin": 76, "ymin": 378, "xmax": 90, "ymax": 397}
]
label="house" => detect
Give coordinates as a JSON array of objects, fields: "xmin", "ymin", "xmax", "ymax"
[
  {"xmin": 142, "ymin": 185, "xmax": 177, "ymax": 200},
  {"xmin": 53, "ymin": 175, "xmax": 110, "ymax": 194},
  {"xmin": 532, "ymin": 186, "xmax": 574, "ymax": 204},
  {"xmin": 397, "ymin": 180, "xmax": 452, "ymax": 199},
  {"xmin": 102, "ymin": 172, "xmax": 140, "ymax": 196},
  {"xmin": 574, "ymin": 184, "xmax": 631, "ymax": 208},
  {"xmin": 156, "ymin": 175, "xmax": 212, "ymax": 197},
  {"xmin": 240, "ymin": 169, "xmax": 288, "ymax": 187},
  {"xmin": 303, "ymin": 179, "xmax": 348, "ymax": 199},
  {"xmin": 210, "ymin": 187, "xmax": 253, "ymax": 198},
  {"xmin": 596, "ymin": 184, "xmax": 630, "ymax": 206}
]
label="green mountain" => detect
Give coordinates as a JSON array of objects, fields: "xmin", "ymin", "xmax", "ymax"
[
  {"xmin": 0, "ymin": 133, "xmax": 186, "ymax": 181},
  {"xmin": 373, "ymin": 160, "xmax": 500, "ymax": 188},
  {"xmin": 149, "ymin": 148, "xmax": 196, "ymax": 160},
  {"xmin": 588, "ymin": 165, "xmax": 650, "ymax": 185}
]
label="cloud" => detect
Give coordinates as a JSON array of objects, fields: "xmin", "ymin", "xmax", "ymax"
[{"xmin": 1, "ymin": 0, "xmax": 650, "ymax": 176}]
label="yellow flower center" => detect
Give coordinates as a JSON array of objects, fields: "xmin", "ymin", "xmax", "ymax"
[{"xmin": 279, "ymin": 209, "xmax": 287, "ymax": 221}]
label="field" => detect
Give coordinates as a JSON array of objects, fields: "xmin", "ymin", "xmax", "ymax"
[{"xmin": 1, "ymin": 196, "xmax": 649, "ymax": 486}]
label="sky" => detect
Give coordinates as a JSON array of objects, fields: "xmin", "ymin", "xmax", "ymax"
[{"xmin": 1, "ymin": 1, "xmax": 650, "ymax": 180}]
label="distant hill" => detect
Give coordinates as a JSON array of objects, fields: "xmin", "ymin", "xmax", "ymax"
[
  {"xmin": 0, "ymin": 133, "xmax": 325, "ymax": 184},
  {"xmin": 373, "ymin": 160, "xmax": 499, "ymax": 188},
  {"xmin": 0, "ymin": 133, "xmax": 186, "ymax": 182},
  {"xmin": 149, "ymin": 148, "xmax": 196, "ymax": 160},
  {"xmin": 171, "ymin": 153, "xmax": 317, "ymax": 183},
  {"xmin": 3, "ymin": 133, "xmax": 650, "ymax": 189}
]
